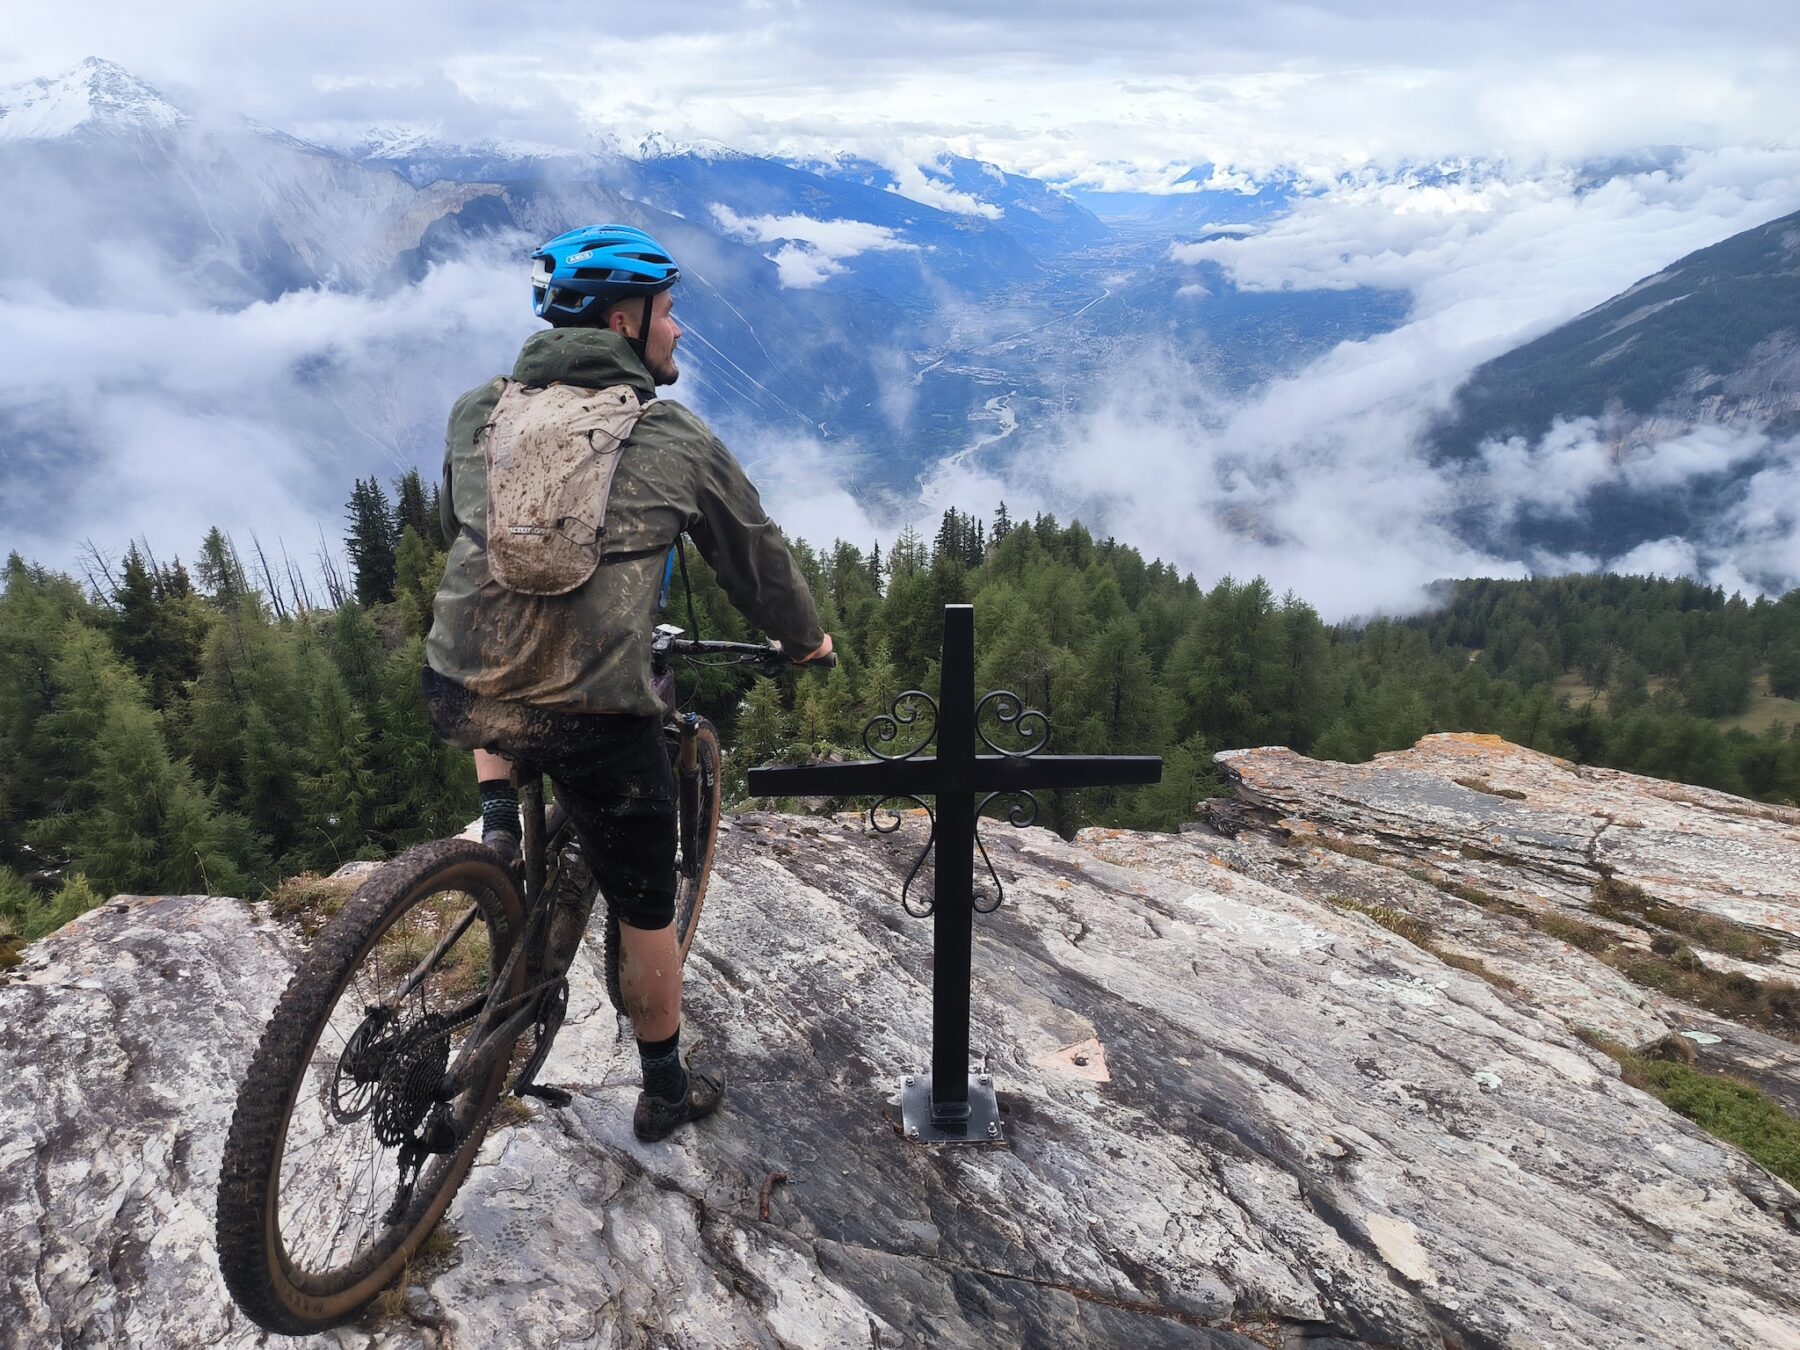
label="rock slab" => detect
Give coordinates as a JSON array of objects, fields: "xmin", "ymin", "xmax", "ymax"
[{"xmin": 2, "ymin": 751, "xmax": 1799, "ymax": 1347}]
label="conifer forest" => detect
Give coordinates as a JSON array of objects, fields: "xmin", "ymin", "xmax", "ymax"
[{"xmin": 8, "ymin": 472, "xmax": 1800, "ymax": 943}]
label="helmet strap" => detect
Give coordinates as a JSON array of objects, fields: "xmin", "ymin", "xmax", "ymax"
[{"xmin": 625, "ymin": 294, "xmax": 655, "ymax": 365}]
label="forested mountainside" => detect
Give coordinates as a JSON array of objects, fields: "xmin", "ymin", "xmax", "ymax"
[
  {"xmin": 8, "ymin": 478, "xmax": 1800, "ymax": 947},
  {"xmin": 1438, "ymin": 205, "xmax": 1800, "ymax": 457}
]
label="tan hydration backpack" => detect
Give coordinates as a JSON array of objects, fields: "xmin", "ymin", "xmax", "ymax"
[{"xmin": 479, "ymin": 381, "xmax": 654, "ymax": 595}]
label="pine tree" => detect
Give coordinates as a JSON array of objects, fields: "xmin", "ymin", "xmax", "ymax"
[
  {"xmin": 888, "ymin": 524, "xmax": 926, "ymax": 579},
  {"xmin": 344, "ymin": 478, "xmax": 399, "ymax": 606},
  {"xmin": 326, "ymin": 602, "xmax": 385, "ymax": 709},
  {"xmin": 725, "ymin": 679, "xmax": 793, "ymax": 802},
  {"xmin": 0, "ymin": 555, "xmax": 100, "ymax": 868},
  {"xmin": 394, "ymin": 469, "xmax": 434, "ymax": 544},
  {"xmin": 859, "ymin": 637, "xmax": 901, "ymax": 721},
  {"xmin": 60, "ymin": 697, "xmax": 246, "ymax": 897},
  {"xmin": 195, "ymin": 527, "xmax": 248, "ymax": 606},
  {"xmin": 392, "ymin": 526, "xmax": 444, "ymax": 640},
  {"xmin": 424, "ymin": 478, "xmax": 448, "ymax": 549},
  {"xmin": 1770, "ymin": 640, "xmax": 1800, "ymax": 700},
  {"xmin": 111, "ymin": 544, "xmax": 209, "ymax": 711},
  {"xmin": 301, "ymin": 659, "xmax": 377, "ymax": 868},
  {"xmin": 992, "ymin": 501, "xmax": 1012, "ymax": 544},
  {"xmin": 369, "ymin": 637, "xmax": 476, "ymax": 848},
  {"xmin": 1077, "ymin": 616, "xmax": 1159, "ymax": 749}
]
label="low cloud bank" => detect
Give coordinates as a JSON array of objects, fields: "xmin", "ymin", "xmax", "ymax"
[
  {"xmin": 902, "ymin": 151, "xmax": 1800, "ymax": 619},
  {"xmin": 6, "ymin": 145, "xmax": 1800, "ymax": 626},
  {"xmin": 708, "ymin": 204, "xmax": 917, "ymax": 288},
  {"xmin": 0, "ymin": 250, "xmax": 533, "ymax": 580}
]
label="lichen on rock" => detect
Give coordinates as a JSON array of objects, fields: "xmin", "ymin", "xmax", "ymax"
[{"xmin": 2, "ymin": 737, "xmax": 1798, "ymax": 1348}]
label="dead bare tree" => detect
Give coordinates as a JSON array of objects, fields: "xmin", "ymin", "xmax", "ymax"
[
  {"xmin": 315, "ymin": 523, "xmax": 349, "ymax": 609},
  {"xmin": 249, "ymin": 532, "xmax": 289, "ymax": 620},
  {"xmin": 280, "ymin": 539, "xmax": 315, "ymax": 616},
  {"xmin": 77, "ymin": 538, "xmax": 120, "ymax": 603}
]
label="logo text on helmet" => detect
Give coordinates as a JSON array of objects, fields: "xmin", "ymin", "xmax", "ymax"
[{"xmin": 567, "ymin": 250, "xmax": 595, "ymax": 264}]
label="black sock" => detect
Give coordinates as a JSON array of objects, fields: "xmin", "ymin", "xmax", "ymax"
[
  {"xmin": 638, "ymin": 1027, "xmax": 688, "ymax": 1102},
  {"xmin": 479, "ymin": 778, "xmax": 519, "ymax": 840}
]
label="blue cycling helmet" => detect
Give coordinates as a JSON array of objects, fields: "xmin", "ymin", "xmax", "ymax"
[{"xmin": 530, "ymin": 224, "xmax": 680, "ymax": 324}]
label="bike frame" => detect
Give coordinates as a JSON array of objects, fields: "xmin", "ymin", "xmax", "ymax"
[{"xmin": 428, "ymin": 626, "xmax": 805, "ymax": 1104}]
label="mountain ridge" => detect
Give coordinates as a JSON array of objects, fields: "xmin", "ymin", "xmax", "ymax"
[{"xmin": 0, "ymin": 57, "xmax": 185, "ymax": 142}]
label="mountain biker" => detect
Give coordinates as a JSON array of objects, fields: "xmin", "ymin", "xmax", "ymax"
[{"xmin": 421, "ymin": 223, "xmax": 832, "ymax": 1142}]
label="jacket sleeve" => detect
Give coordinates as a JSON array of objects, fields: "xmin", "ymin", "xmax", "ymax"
[
  {"xmin": 687, "ymin": 430, "xmax": 825, "ymax": 655},
  {"xmin": 439, "ymin": 452, "xmax": 459, "ymax": 542}
]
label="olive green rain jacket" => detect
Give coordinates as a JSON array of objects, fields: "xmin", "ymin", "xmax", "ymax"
[{"xmin": 425, "ymin": 327, "xmax": 824, "ymax": 717}]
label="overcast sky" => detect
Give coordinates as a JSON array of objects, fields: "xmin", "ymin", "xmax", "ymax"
[
  {"xmin": 4, "ymin": 5, "xmax": 1800, "ymax": 612},
  {"xmin": 4, "ymin": 2, "xmax": 1798, "ymax": 186}
]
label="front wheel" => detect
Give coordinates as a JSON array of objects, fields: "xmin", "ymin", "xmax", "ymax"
[
  {"xmin": 603, "ymin": 716, "xmax": 722, "ymax": 1014},
  {"xmin": 215, "ymin": 839, "xmax": 526, "ymax": 1335}
]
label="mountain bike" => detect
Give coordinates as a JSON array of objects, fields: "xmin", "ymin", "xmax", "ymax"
[{"xmin": 215, "ymin": 626, "xmax": 829, "ymax": 1335}]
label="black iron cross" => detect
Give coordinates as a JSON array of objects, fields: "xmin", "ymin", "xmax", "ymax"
[{"xmin": 747, "ymin": 604, "xmax": 1161, "ymax": 1144}]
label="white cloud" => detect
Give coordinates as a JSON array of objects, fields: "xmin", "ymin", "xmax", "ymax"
[
  {"xmin": 732, "ymin": 430, "xmax": 885, "ymax": 550},
  {"xmin": 0, "ymin": 251, "xmax": 533, "ymax": 581},
  {"xmin": 880, "ymin": 159, "xmax": 1001, "ymax": 219},
  {"xmin": 1610, "ymin": 537, "xmax": 1701, "ymax": 580},
  {"xmin": 708, "ymin": 203, "xmax": 917, "ymax": 288},
  {"xmin": 14, "ymin": 4, "xmax": 1793, "ymax": 193}
]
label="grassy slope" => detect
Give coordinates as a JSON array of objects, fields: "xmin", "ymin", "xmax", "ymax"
[{"xmin": 1549, "ymin": 670, "xmax": 1800, "ymax": 734}]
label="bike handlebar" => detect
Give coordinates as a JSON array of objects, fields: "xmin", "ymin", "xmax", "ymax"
[{"xmin": 660, "ymin": 634, "xmax": 838, "ymax": 672}]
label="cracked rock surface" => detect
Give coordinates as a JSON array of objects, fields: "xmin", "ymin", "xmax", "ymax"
[
  {"xmin": 1206, "ymin": 733, "xmax": 1800, "ymax": 1107},
  {"xmin": 3, "ymin": 739, "xmax": 1799, "ymax": 1348}
]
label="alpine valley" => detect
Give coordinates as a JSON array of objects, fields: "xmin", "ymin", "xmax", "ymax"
[{"xmin": 2, "ymin": 58, "xmax": 1798, "ymax": 593}]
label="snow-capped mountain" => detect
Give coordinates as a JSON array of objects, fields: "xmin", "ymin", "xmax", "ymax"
[
  {"xmin": 0, "ymin": 57, "xmax": 185, "ymax": 142},
  {"xmin": 0, "ymin": 61, "xmax": 518, "ymax": 305}
]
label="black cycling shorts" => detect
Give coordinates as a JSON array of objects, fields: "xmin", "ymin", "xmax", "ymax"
[{"xmin": 421, "ymin": 666, "xmax": 677, "ymax": 930}]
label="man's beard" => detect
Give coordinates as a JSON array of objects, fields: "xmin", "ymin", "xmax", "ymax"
[{"xmin": 650, "ymin": 356, "xmax": 680, "ymax": 386}]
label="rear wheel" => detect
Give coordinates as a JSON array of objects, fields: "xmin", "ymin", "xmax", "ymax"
[
  {"xmin": 603, "ymin": 716, "xmax": 721, "ymax": 1014},
  {"xmin": 215, "ymin": 839, "xmax": 526, "ymax": 1335}
]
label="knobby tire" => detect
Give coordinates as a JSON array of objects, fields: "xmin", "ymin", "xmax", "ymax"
[{"xmin": 215, "ymin": 839, "xmax": 526, "ymax": 1335}]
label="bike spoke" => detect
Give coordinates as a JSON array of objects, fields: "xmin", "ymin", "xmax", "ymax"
[{"xmin": 275, "ymin": 886, "xmax": 498, "ymax": 1280}]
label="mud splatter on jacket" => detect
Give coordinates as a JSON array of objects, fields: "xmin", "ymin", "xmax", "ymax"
[{"xmin": 426, "ymin": 327, "xmax": 824, "ymax": 716}]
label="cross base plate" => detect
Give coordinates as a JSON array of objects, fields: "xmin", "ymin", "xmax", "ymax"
[{"xmin": 899, "ymin": 1071, "xmax": 1005, "ymax": 1145}]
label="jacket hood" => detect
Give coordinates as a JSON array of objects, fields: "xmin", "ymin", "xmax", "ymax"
[{"xmin": 512, "ymin": 327, "xmax": 655, "ymax": 397}]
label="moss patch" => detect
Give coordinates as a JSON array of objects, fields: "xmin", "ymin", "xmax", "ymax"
[
  {"xmin": 267, "ymin": 871, "xmax": 362, "ymax": 936},
  {"xmin": 1589, "ymin": 875, "xmax": 1780, "ymax": 962},
  {"xmin": 1325, "ymin": 895, "xmax": 1433, "ymax": 946},
  {"xmin": 1537, "ymin": 912, "xmax": 1616, "ymax": 954},
  {"xmin": 1576, "ymin": 1029, "xmax": 1800, "ymax": 1190},
  {"xmin": 1312, "ymin": 835, "xmax": 1386, "ymax": 864}
]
